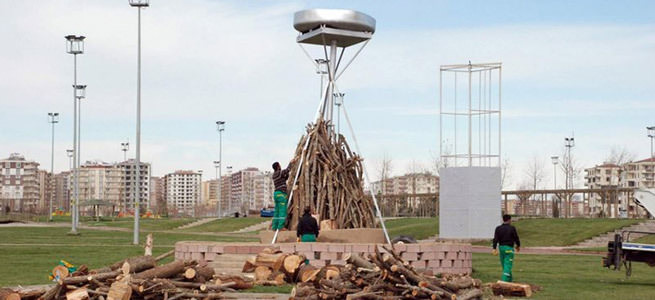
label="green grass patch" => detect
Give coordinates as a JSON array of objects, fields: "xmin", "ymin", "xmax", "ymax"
[
  {"xmin": 473, "ymin": 218, "xmax": 643, "ymax": 247},
  {"xmin": 243, "ymin": 285, "xmax": 293, "ymax": 294},
  {"xmin": 473, "ymin": 253, "xmax": 655, "ymax": 299},
  {"xmin": 86, "ymin": 217, "xmax": 197, "ymax": 231},
  {"xmin": 178, "ymin": 217, "xmax": 267, "ymax": 233},
  {"xmin": 385, "ymin": 217, "xmax": 438, "ymax": 240}
]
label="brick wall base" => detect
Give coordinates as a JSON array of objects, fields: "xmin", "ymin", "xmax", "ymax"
[{"xmin": 175, "ymin": 241, "xmax": 472, "ymax": 275}]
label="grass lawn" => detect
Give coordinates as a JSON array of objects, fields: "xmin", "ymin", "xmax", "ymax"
[
  {"xmin": 473, "ymin": 218, "xmax": 643, "ymax": 247},
  {"xmin": 0, "ymin": 226, "xmax": 256, "ymax": 287},
  {"xmin": 473, "ymin": 252, "xmax": 655, "ymax": 299},
  {"xmin": 85, "ymin": 217, "xmax": 197, "ymax": 231},
  {"xmin": 385, "ymin": 217, "xmax": 438, "ymax": 240},
  {"xmin": 178, "ymin": 217, "xmax": 267, "ymax": 233}
]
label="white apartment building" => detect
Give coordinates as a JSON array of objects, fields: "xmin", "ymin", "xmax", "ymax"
[
  {"xmin": 164, "ymin": 170, "xmax": 202, "ymax": 215},
  {"xmin": 370, "ymin": 172, "xmax": 439, "ymax": 195},
  {"xmin": 149, "ymin": 176, "xmax": 164, "ymax": 214},
  {"xmin": 623, "ymin": 158, "xmax": 655, "ymax": 189},
  {"xmin": 37, "ymin": 170, "xmax": 53, "ymax": 212},
  {"xmin": 230, "ymin": 168, "xmax": 273, "ymax": 213},
  {"xmin": 118, "ymin": 159, "xmax": 151, "ymax": 211},
  {"xmin": 54, "ymin": 171, "xmax": 71, "ymax": 211},
  {"xmin": 76, "ymin": 161, "xmax": 123, "ymax": 215},
  {"xmin": 0, "ymin": 153, "xmax": 40, "ymax": 212},
  {"xmin": 584, "ymin": 163, "xmax": 623, "ymax": 216}
]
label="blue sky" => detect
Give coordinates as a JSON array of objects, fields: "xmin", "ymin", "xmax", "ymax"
[{"xmin": 1, "ymin": 1, "xmax": 654, "ymax": 189}]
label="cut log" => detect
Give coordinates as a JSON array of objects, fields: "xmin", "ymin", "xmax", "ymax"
[
  {"xmin": 242, "ymin": 257, "xmax": 257, "ymax": 273},
  {"xmin": 491, "ymin": 281, "xmax": 532, "ymax": 297},
  {"xmin": 109, "ymin": 256, "xmax": 156, "ymax": 274},
  {"xmin": 183, "ymin": 268, "xmax": 196, "ymax": 280},
  {"xmin": 213, "ymin": 274, "xmax": 254, "ymax": 290},
  {"xmin": 269, "ymin": 272, "xmax": 286, "ymax": 285},
  {"xmin": 457, "ymin": 288, "xmax": 483, "ymax": 300},
  {"xmin": 144, "ymin": 234, "xmax": 153, "ymax": 256},
  {"xmin": 319, "ymin": 219, "xmax": 336, "ymax": 231},
  {"xmin": 254, "ymin": 266, "xmax": 272, "ymax": 282},
  {"xmin": 52, "ymin": 265, "xmax": 70, "ymax": 280},
  {"xmin": 63, "ymin": 271, "xmax": 121, "ymax": 286},
  {"xmin": 0, "ymin": 288, "xmax": 20, "ymax": 300},
  {"xmin": 154, "ymin": 250, "xmax": 175, "ymax": 262},
  {"xmin": 65, "ymin": 288, "xmax": 88, "ymax": 300},
  {"xmin": 296, "ymin": 265, "xmax": 320, "ymax": 283},
  {"xmin": 133, "ymin": 260, "xmax": 191, "ymax": 280},
  {"xmin": 283, "ymin": 255, "xmax": 305, "ymax": 275},
  {"xmin": 255, "ymin": 253, "xmax": 286, "ymax": 269},
  {"xmin": 107, "ymin": 280, "xmax": 131, "ymax": 300},
  {"xmin": 344, "ymin": 253, "xmax": 375, "ymax": 270}
]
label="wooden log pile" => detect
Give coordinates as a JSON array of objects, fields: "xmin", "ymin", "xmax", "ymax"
[
  {"xmin": 14, "ymin": 255, "xmax": 256, "ymax": 300},
  {"xmin": 242, "ymin": 248, "xmax": 308, "ymax": 286},
  {"xmin": 287, "ymin": 246, "xmax": 486, "ymax": 300},
  {"xmin": 285, "ymin": 119, "xmax": 376, "ymax": 230}
]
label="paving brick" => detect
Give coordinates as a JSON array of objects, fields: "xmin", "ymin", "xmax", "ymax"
[
  {"xmin": 411, "ymin": 260, "xmax": 426, "ymax": 269},
  {"xmin": 427, "ymin": 260, "xmax": 440, "ymax": 268},
  {"xmin": 393, "ymin": 243, "xmax": 407, "ymax": 252},
  {"xmin": 401, "ymin": 252, "xmax": 418, "ymax": 261},
  {"xmin": 420, "ymin": 244, "xmax": 437, "ymax": 252},
  {"xmin": 188, "ymin": 245, "xmax": 199, "ymax": 252},
  {"xmin": 236, "ymin": 246, "xmax": 251, "ymax": 254},
  {"xmin": 351, "ymin": 244, "xmax": 369, "ymax": 253},
  {"xmin": 309, "ymin": 259, "xmax": 325, "ymax": 267},
  {"xmin": 436, "ymin": 252, "xmax": 446, "ymax": 260},
  {"xmin": 299, "ymin": 251, "xmax": 315, "ymax": 259},
  {"xmin": 440, "ymin": 259, "xmax": 452, "ymax": 268},
  {"xmin": 197, "ymin": 244, "xmax": 209, "ymax": 252},
  {"xmin": 328, "ymin": 244, "xmax": 345, "ymax": 252},
  {"xmin": 211, "ymin": 245, "xmax": 224, "ymax": 253},
  {"xmin": 175, "ymin": 251, "xmax": 183, "ymax": 260},
  {"xmin": 405, "ymin": 244, "xmax": 422, "ymax": 253},
  {"xmin": 321, "ymin": 252, "xmax": 338, "ymax": 260},
  {"xmin": 279, "ymin": 244, "xmax": 295, "ymax": 253},
  {"xmin": 204, "ymin": 252, "xmax": 217, "ymax": 261},
  {"xmin": 445, "ymin": 252, "xmax": 458, "ymax": 260},
  {"xmin": 312, "ymin": 243, "xmax": 328, "ymax": 252},
  {"xmin": 458, "ymin": 252, "xmax": 468, "ymax": 260},
  {"xmin": 191, "ymin": 252, "xmax": 203, "ymax": 260},
  {"xmin": 176, "ymin": 244, "xmax": 189, "ymax": 252},
  {"xmin": 466, "ymin": 252, "xmax": 472, "ymax": 260},
  {"xmin": 421, "ymin": 252, "xmax": 436, "ymax": 260},
  {"xmin": 223, "ymin": 246, "xmax": 237, "ymax": 254},
  {"xmin": 331, "ymin": 260, "xmax": 346, "ymax": 265},
  {"xmin": 295, "ymin": 243, "xmax": 312, "ymax": 251},
  {"xmin": 184, "ymin": 252, "xmax": 192, "ymax": 260},
  {"xmin": 249, "ymin": 246, "xmax": 269, "ymax": 254},
  {"xmin": 342, "ymin": 245, "xmax": 352, "ymax": 253},
  {"xmin": 453, "ymin": 260, "xmax": 463, "ymax": 268}
]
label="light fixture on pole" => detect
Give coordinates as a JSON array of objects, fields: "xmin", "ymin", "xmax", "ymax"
[
  {"xmin": 129, "ymin": 0, "xmax": 149, "ymax": 245},
  {"xmin": 216, "ymin": 121, "xmax": 225, "ymax": 215},
  {"xmin": 66, "ymin": 149, "xmax": 74, "ymax": 214},
  {"xmin": 66, "ymin": 34, "xmax": 84, "ymax": 235},
  {"xmin": 316, "ymin": 59, "xmax": 328, "ymax": 101},
  {"xmin": 48, "ymin": 113, "xmax": 59, "ymax": 221},
  {"xmin": 333, "ymin": 93, "xmax": 344, "ymax": 136},
  {"xmin": 647, "ymin": 126, "xmax": 654, "ymax": 159},
  {"xmin": 550, "ymin": 156, "xmax": 559, "ymax": 189},
  {"xmin": 213, "ymin": 160, "xmax": 221, "ymax": 217},
  {"xmin": 121, "ymin": 142, "xmax": 129, "ymax": 161},
  {"xmin": 564, "ymin": 136, "xmax": 575, "ymax": 218}
]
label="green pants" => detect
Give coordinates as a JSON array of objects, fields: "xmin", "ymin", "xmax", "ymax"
[
  {"xmin": 272, "ymin": 191, "xmax": 288, "ymax": 230},
  {"xmin": 499, "ymin": 245, "xmax": 514, "ymax": 282},
  {"xmin": 300, "ymin": 233, "xmax": 316, "ymax": 242}
]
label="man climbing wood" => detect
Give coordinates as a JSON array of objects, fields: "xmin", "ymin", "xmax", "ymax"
[
  {"xmin": 492, "ymin": 214, "xmax": 521, "ymax": 282},
  {"xmin": 297, "ymin": 206, "xmax": 319, "ymax": 242},
  {"xmin": 271, "ymin": 160, "xmax": 294, "ymax": 230}
]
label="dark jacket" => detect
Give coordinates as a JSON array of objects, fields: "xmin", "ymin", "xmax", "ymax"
[
  {"xmin": 273, "ymin": 163, "xmax": 291, "ymax": 193},
  {"xmin": 297, "ymin": 212, "xmax": 319, "ymax": 238},
  {"xmin": 493, "ymin": 223, "xmax": 520, "ymax": 249}
]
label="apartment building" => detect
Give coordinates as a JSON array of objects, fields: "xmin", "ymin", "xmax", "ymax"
[
  {"xmin": 53, "ymin": 171, "xmax": 71, "ymax": 211},
  {"xmin": 149, "ymin": 176, "xmax": 164, "ymax": 214},
  {"xmin": 0, "ymin": 153, "xmax": 40, "ymax": 212},
  {"xmin": 230, "ymin": 168, "xmax": 273, "ymax": 213},
  {"xmin": 37, "ymin": 170, "xmax": 53, "ymax": 212},
  {"xmin": 164, "ymin": 170, "xmax": 202, "ymax": 215},
  {"xmin": 370, "ymin": 172, "xmax": 439, "ymax": 195},
  {"xmin": 76, "ymin": 161, "xmax": 123, "ymax": 215},
  {"xmin": 623, "ymin": 158, "xmax": 655, "ymax": 189},
  {"xmin": 118, "ymin": 159, "xmax": 151, "ymax": 211},
  {"xmin": 584, "ymin": 163, "xmax": 622, "ymax": 216}
]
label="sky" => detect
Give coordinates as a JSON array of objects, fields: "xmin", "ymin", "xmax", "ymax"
[{"xmin": 1, "ymin": 1, "xmax": 654, "ymax": 189}]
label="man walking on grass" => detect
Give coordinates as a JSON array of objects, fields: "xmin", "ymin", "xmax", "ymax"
[{"xmin": 493, "ymin": 214, "xmax": 521, "ymax": 282}]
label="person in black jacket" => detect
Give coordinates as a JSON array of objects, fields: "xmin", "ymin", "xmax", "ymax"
[
  {"xmin": 492, "ymin": 214, "xmax": 521, "ymax": 282},
  {"xmin": 271, "ymin": 160, "xmax": 294, "ymax": 230},
  {"xmin": 297, "ymin": 207, "xmax": 319, "ymax": 242}
]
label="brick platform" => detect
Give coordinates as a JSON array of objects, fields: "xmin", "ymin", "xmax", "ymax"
[{"xmin": 175, "ymin": 241, "xmax": 472, "ymax": 274}]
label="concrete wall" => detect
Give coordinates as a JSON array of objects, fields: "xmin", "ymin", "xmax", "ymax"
[{"xmin": 439, "ymin": 167, "xmax": 501, "ymax": 239}]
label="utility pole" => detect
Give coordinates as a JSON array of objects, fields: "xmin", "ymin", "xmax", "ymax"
[
  {"xmin": 565, "ymin": 136, "xmax": 575, "ymax": 218},
  {"xmin": 647, "ymin": 126, "xmax": 654, "ymax": 158},
  {"xmin": 216, "ymin": 121, "xmax": 225, "ymax": 215},
  {"xmin": 48, "ymin": 113, "xmax": 59, "ymax": 221}
]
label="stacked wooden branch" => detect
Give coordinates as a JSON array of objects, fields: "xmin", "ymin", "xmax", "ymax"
[
  {"xmin": 288, "ymin": 246, "xmax": 485, "ymax": 300},
  {"xmin": 286, "ymin": 119, "xmax": 376, "ymax": 230},
  {"xmin": 242, "ymin": 248, "xmax": 308, "ymax": 286},
  {"xmin": 6, "ymin": 253, "xmax": 257, "ymax": 300}
]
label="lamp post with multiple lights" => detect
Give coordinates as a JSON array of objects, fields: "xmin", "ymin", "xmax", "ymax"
[
  {"xmin": 129, "ymin": 0, "xmax": 149, "ymax": 245},
  {"xmin": 648, "ymin": 126, "xmax": 655, "ymax": 159},
  {"xmin": 216, "ymin": 121, "xmax": 225, "ymax": 215},
  {"xmin": 213, "ymin": 160, "xmax": 221, "ymax": 217},
  {"xmin": 48, "ymin": 113, "xmax": 59, "ymax": 221},
  {"xmin": 564, "ymin": 136, "xmax": 575, "ymax": 218},
  {"xmin": 65, "ymin": 34, "xmax": 84, "ymax": 234},
  {"xmin": 121, "ymin": 142, "xmax": 129, "ymax": 161}
]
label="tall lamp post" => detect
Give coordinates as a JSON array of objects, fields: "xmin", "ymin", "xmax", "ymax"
[
  {"xmin": 74, "ymin": 85, "xmax": 86, "ymax": 229},
  {"xmin": 333, "ymin": 93, "xmax": 344, "ymax": 136},
  {"xmin": 564, "ymin": 136, "xmax": 575, "ymax": 218},
  {"xmin": 216, "ymin": 121, "xmax": 225, "ymax": 214},
  {"xmin": 121, "ymin": 142, "xmax": 129, "ymax": 161},
  {"xmin": 48, "ymin": 113, "xmax": 59, "ymax": 221},
  {"xmin": 213, "ymin": 160, "xmax": 221, "ymax": 217},
  {"xmin": 129, "ymin": 0, "xmax": 149, "ymax": 245},
  {"xmin": 551, "ymin": 156, "xmax": 559, "ymax": 218},
  {"xmin": 65, "ymin": 34, "xmax": 84, "ymax": 234},
  {"xmin": 647, "ymin": 126, "xmax": 655, "ymax": 158}
]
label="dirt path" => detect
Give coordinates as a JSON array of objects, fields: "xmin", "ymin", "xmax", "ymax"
[{"xmin": 471, "ymin": 245, "xmax": 604, "ymax": 256}]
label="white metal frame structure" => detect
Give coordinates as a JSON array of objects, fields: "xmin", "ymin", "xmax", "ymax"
[
  {"xmin": 272, "ymin": 9, "xmax": 390, "ymax": 245},
  {"xmin": 439, "ymin": 62, "xmax": 502, "ymax": 167}
]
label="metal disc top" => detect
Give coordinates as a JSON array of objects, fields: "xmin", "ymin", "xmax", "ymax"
[{"xmin": 294, "ymin": 9, "xmax": 376, "ymax": 34}]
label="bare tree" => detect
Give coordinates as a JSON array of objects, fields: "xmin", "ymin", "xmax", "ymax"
[
  {"xmin": 524, "ymin": 155, "xmax": 546, "ymax": 190},
  {"xmin": 501, "ymin": 158, "xmax": 511, "ymax": 189},
  {"xmin": 605, "ymin": 145, "xmax": 636, "ymax": 165},
  {"xmin": 559, "ymin": 147, "xmax": 583, "ymax": 217},
  {"xmin": 377, "ymin": 153, "xmax": 393, "ymax": 195}
]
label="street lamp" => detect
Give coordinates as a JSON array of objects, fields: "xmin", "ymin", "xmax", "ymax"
[
  {"xmin": 129, "ymin": 0, "xmax": 149, "ymax": 245},
  {"xmin": 564, "ymin": 137, "xmax": 575, "ymax": 218},
  {"xmin": 333, "ymin": 93, "xmax": 344, "ymax": 137},
  {"xmin": 121, "ymin": 142, "xmax": 129, "ymax": 162},
  {"xmin": 316, "ymin": 59, "xmax": 328, "ymax": 100},
  {"xmin": 216, "ymin": 121, "xmax": 225, "ymax": 215},
  {"xmin": 66, "ymin": 149, "xmax": 74, "ymax": 170},
  {"xmin": 647, "ymin": 126, "xmax": 655, "ymax": 158},
  {"xmin": 550, "ymin": 156, "xmax": 559, "ymax": 189},
  {"xmin": 47, "ymin": 113, "xmax": 59, "ymax": 221},
  {"xmin": 213, "ymin": 160, "xmax": 221, "ymax": 217},
  {"xmin": 66, "ymin": 34, "xmax": 84, "ymax": 235}
]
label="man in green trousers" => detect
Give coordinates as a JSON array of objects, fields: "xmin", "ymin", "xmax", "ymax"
[
  {"xmin": 492, "ymin": 214, "xmax": 521, "ymax": 282},
  {"xmin": 271, "ymin": 161, "xmax": 293, "ymax": 230}
]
